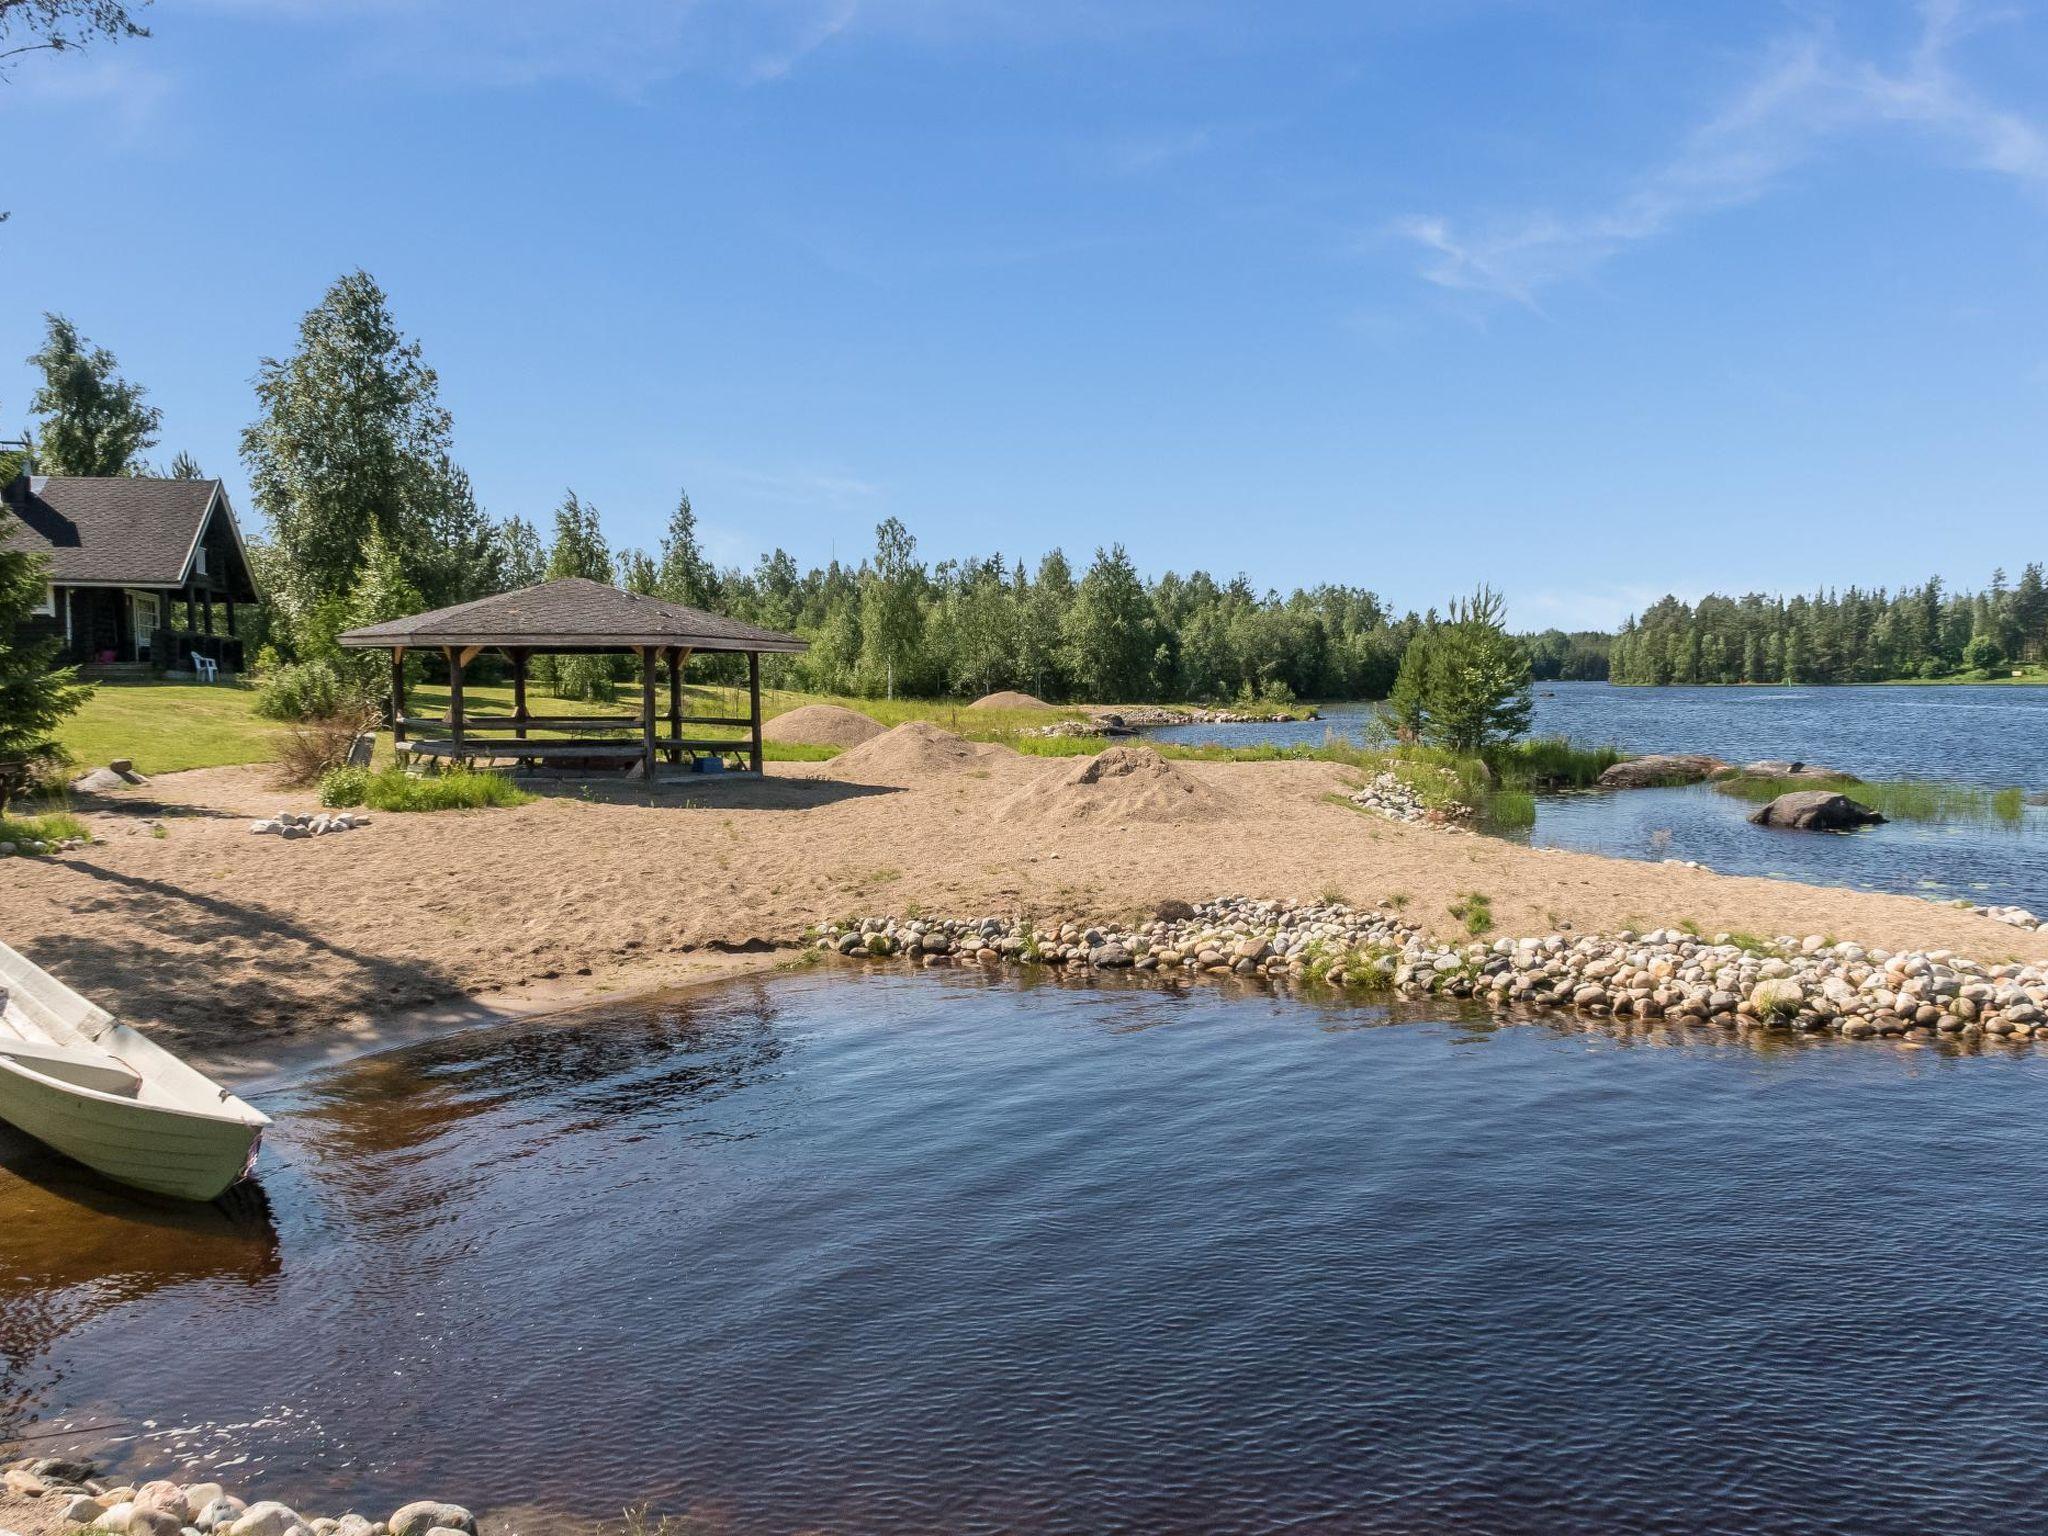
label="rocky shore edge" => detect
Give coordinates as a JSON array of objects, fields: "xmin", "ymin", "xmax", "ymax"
[
  {"xmin": 819, "ymin": 895, "xmax": 2048, "ymax": 1042},
  {"xmin": 2, "ymin": 1458, "xmax": 473, "ymax": 1536}
]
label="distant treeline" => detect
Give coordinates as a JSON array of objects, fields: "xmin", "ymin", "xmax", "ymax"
[
  {"xmin": 610, "ymin": 518, "xmax": 1421, "ymax": 705},
  {"xmin": 1604, "ymin": 568, "xmax": 2047, "ymax": 686}
]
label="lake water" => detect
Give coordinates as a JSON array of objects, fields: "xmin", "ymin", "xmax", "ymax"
[
  {"xmin": 8, "ymin": 969, "xmax": 2048, "ymax": 1535},
  {"xmin": 1147, "ymin": 683, "xmax": 2048, "ymax": 911}
]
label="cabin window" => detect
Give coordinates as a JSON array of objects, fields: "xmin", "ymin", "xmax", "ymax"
[
  {"xmin": 32, "ymin": 584, "xmax": 55, "ymax": 617},
  {"xmin": 194, "ymin": 545, "xmax": 209, "ymax": 577}
]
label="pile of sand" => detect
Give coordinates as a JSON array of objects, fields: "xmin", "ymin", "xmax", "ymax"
[
  {"xmin": 997, "ymin": 745, "xmax": 1237, "ymax": 826},
  {"xmin": 762, "ymin": 704, "xmax": 886, "ymax": 748},
  {"xmin": 968, "ymin": 690, "xmax": 1050, "ymax": 710},
  {"xmin": 822, "ymin": 720, "xmax": 1000, "ymax": 784}
]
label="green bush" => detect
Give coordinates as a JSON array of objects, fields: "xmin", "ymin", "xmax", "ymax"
[
  {"xmin": 319, "ymin": 764, "xmax": 371, "ymax": 807},
  {"xmin": 255, "ymin": 660, "xmax": 350, "ymax": 723},
  {"xmin": 358, "ymin": 765, "xmax": 532, "ymax": 812},
  {"xmin": 0, "ymin": 807, "xmax": 88, "ymax": 853}
]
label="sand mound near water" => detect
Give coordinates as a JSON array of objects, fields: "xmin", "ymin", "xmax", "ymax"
[
  {"xmin": 762, "ymin": 704, "xmax": 886, "ymax": 748},
  {"xmin": 822, "ymin": 720, "xmax": 1001, "ymax": 784},
  {"xmin": 968, "ymin": 690, "xmax": 1050, "ymax": 710},
  {"xmin": 998, "ymin": 745, "xmax": 1237, "ymax": 826}
]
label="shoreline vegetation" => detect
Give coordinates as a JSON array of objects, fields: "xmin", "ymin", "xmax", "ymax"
[{"xmin": 3, "ymin": 722, "xmax": 2043, "ymax": 1068}]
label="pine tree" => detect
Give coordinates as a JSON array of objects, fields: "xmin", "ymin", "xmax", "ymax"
[
  {"xmin": 655, "ymin": 488, "xmax": 719, "ymax": 609},
  {"xmin": 544, "ymin": 491, "xmax": 616, "ymax": 701},
  {"xmin": 337, "ymin": 528, "xmax": 424, "ymax": 700},
  {"xmin": 26, "ymin": 313, "xmax": 161, "ymax": 476},
  {"xmin": 495, "ymin": 516, "xmax": 547, "ymax": 590}
]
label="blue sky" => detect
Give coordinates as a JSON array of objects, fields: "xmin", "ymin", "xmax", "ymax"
[{"xmin": 2, "ymin": 0, "xmax": 2044, "ymax": 629}]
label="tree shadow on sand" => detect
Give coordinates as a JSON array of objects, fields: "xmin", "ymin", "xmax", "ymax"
[
  {"xmin": 513, "ymin": 774, "xmax": 903, "ymax": 812},
  {"xmin": 18, "ymin": 861, "xmax": 471, "ymax": 1061}
]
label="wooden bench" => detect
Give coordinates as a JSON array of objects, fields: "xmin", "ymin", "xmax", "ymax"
[{"xmin": 0, "ymin": 1035, "xmax": 142, "ymax": 1097}]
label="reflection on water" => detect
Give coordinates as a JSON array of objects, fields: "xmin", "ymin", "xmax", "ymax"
[
  {"xmin": 0, "ymin": 1128, "xmax": 280, "ymax": 1447},
  {"xmin": 6, "ymin": 970, "xmax": 2048, "ymax": 1535}
]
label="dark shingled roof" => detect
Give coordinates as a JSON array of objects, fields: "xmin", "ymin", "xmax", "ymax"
[
  {"xmin": 2, "ymin": 475, "xmax": 225, "ymax": 586},
  {"xmin": 338, "ymin": 577, "xmax": 809, "ymax": 653}
]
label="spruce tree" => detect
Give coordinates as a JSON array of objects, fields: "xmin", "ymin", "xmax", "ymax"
[{"xmin": 0, "ymin": 520, "xmax": 92, "ymax": 813}]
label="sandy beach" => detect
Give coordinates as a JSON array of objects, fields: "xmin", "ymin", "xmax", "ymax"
[{"xmin": 4, "ymin": 729, "xmax": 2042, "ymax": 1072}]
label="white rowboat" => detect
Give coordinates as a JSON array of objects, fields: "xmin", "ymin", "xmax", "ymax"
[{"xmin": 0, "ymin": 941, "xmax": 268, "ymax": 1202}]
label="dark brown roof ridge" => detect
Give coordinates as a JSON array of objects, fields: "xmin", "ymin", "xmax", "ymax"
[{"xmin": 338, "ymin": 576, "xmax": 808, "ymax": 653}]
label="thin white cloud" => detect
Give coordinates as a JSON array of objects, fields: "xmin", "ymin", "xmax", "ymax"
[
  {"xmin": 726, "ymin": 465, "xmax": 884, "ymax": 508},
  {"xmin": 1397, "ymin": 1, "xmax": 2048, "ymax": 305},
  {"xmin": 186, "ymin": 0, "xmax": 1209, "ymax": 94},
  {"xmin": 0, "ymin": 50, "xmax": 177, "ymax": 142},
  {"xmin": 1095, "ymin": 126, "xmax": 1214, "ymax": 176},
  {"xmin": 187, "ymin": 0, "xmax": 866, "ymax": 92}
]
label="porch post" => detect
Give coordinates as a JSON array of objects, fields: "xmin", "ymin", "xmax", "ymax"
[
  {"xmin": 639, "ymin": 647, "xmax": 659, "ymax": 784},
  {"xmin": 202, "ymin": 589, "xmax": 214, "ymax": 636},
  {"xmin": 186, "ymin": 591, "xmax": 197, "ymax": 633},
  {"xmin": 511, "ymin": 650, "xmax": 529, "ymax": 742},
  {"xmin": 390, "ymin": 648, "xmax": 408, "ymax": 746},
  {"xmin": 225, "ymin": 595, "xmax": 237, "ymax": 636},
  {"xmin": 748, "ymin": 651, "xmax": 764, "ymax": 775}
]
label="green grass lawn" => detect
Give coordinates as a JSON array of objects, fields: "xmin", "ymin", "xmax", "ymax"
[
  {"xmin": 56, "ymin": 680, "xmax": 288, "ymax": 776},
  {"xmin": 53, "ymin": 676, "xmax": 1085, "ymax": 777}
]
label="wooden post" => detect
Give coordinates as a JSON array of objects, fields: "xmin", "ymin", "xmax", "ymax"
[
  {"xmin": 390, "ymin": 648, "xmax": 408, "ymax": 747},
  {"xmin": 639, "ymin": 646, "xmax": 659, "ymax": 785},
  {"xmin": 511, "ymin": 650, "xmax": 529, "ymax": 741},
  {"xmin": 185, "ymin": 592, "xmax": 197, "ymax": 633},
  {"xmin": 447, "ymin": 646, "xmax": 466, "ymax": 757},
  {"xmin": 748, "ymin": 651, "xmax": 764, "ymax": 775},
  {"xmin": 225, "ymin": 595, "xmax": 237, "ymax": 636},
  {"xmin": 202, "ymin": 589, "xmax": 214, "ymax": 636},
  {"xmin": 665, "ymin": 647, "xmax": 683, "ymax": 765}
]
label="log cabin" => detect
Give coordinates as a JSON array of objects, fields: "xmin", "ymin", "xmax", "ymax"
[{"xmin": 3, "ymin": 470, "xmax": 260, "ymax": 675}]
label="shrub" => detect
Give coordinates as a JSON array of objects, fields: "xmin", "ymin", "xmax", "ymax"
[
  {"xmin": 0, "ymin": 807, "xmax": 88, "ymax": 853},
  {"xmin": 255, "ymin": 660, "xmax": 350, "ymax": 723},
  {"xmin": 319, "ymin": 764, "xmax": 371, "ymax": 807},
  {"xmin": 273, "ymin": 706, "xmax": 380, "ymax": 788},
  {"xmin": 358, "ymin": 765, "xmax": 532, "ymax": 812}
]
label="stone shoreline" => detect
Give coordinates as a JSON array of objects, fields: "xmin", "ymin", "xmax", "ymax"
[
  {"xmin": 821, "ymin": 895, "xmax": 2048, "ymax": 1043},
  {"xmin": 1, "ymin": 1460, "xmax": 473, "ymax": 1536}
]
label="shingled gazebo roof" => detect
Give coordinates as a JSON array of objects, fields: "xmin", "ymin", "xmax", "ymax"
[{"xmin": 337, "ymin": 577, "xmax": 808, "ymax": 653}]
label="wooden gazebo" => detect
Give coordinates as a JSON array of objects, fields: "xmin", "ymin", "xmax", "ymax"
[{"xmin": 337, "ymin": 578, "xmax": 808, "ymax": 779}]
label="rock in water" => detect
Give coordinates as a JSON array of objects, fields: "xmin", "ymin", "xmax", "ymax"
[
  {"xmin": 1597, "ymin": 753, "xmax": 1728, "ymax": 788},
  {"xmin": 1747, "ymin": 790, "xmax": 1886, "ymax": 830}
]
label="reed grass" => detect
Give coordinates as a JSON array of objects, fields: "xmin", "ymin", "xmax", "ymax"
[
  {"xmin": 1714, "ymin": 774, "xmax": 2028, "ymax": 825},
  {"xmin": 327, "ymin": 766, "xmax": 536, "ymax": 813}
]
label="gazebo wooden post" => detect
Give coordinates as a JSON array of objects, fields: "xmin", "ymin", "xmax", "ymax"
[
  {"xmin": 748, "ymin": 651, "xmax": 764, "ymax": 775},
  {"xmin": 665, "ymin": 647, "xmax": 683, "ymax": 766},
  {"xmin": 639, "ymin": 646, "xmax": 659, "ymax": 784},
  {"xmin": 511, "ymin": 650, "xmax": 529, "ymax": 741},
  {"xmin": 447, "ymin": 646, "xmax": 466, "ymax": 758},
  {"xmin": 390, "ymin": 647, "xmax": 408, "ymax": 747}
]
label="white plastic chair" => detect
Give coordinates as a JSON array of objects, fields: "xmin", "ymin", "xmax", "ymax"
[{"xmin": 193, "ymin": 655, "xmax": 219, "ymax": 684}]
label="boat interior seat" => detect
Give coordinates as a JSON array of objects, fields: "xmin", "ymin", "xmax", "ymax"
[{"xmin": 0, "ymin": 1034, "xmax": 144, "ymax": 1097}]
